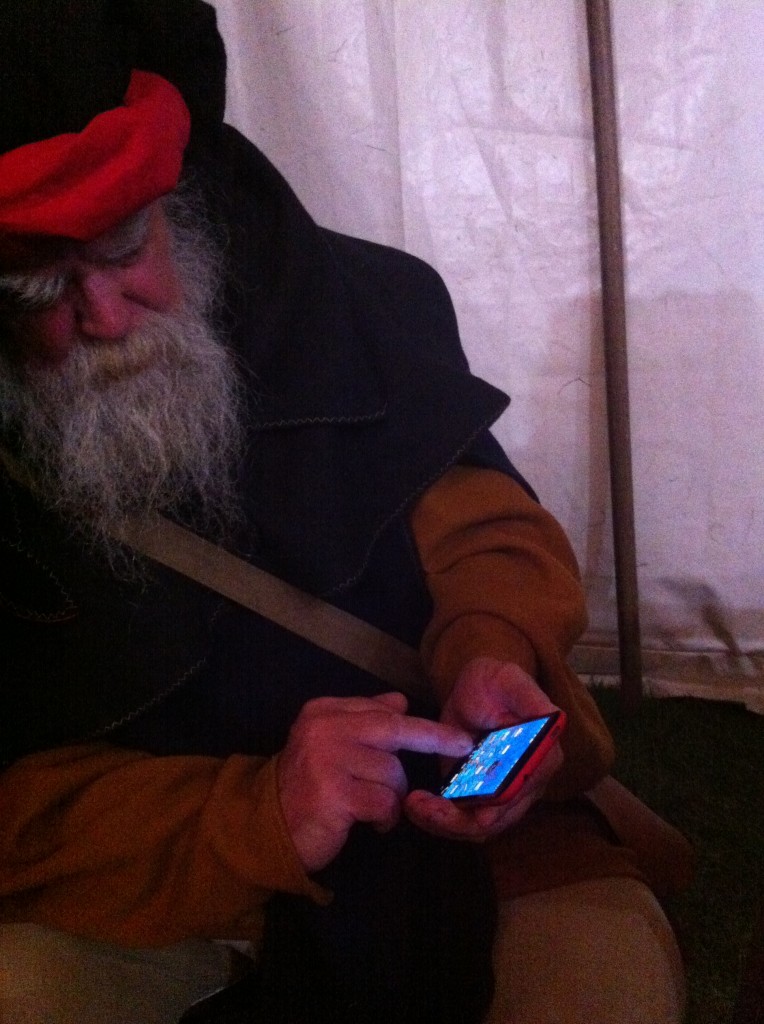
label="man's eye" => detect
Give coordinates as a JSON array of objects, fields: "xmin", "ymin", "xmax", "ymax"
[{"xmin": 104, "ymin": 246, "xmax": 143, "ymax": 268}]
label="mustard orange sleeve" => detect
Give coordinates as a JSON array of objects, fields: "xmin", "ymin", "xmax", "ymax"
[
  {"xmin": 410, "ymin": 465, "xmax": 614, "ymax": 798},
  {"xmin": 0, "ymin": 744, "xmax": 329, "ymax": 948}
]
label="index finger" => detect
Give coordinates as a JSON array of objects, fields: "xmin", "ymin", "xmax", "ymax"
[{"xmin": 369, "ymin": 714, "xmax": 474, "ymax": 759}]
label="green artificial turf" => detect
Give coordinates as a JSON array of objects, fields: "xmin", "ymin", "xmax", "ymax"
[{"xmin": 592, "ymin": 687, "xmax": 763, "ymax": 1024}]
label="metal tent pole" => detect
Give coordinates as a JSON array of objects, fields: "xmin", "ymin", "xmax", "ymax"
[{"xmin": 584, "ymin": 0, "xmax": 643, "ymax": 709}]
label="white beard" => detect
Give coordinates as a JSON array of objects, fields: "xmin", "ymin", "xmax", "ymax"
[{"xmin": 0, "ymin": 206, "xmax": 244, "ymax": 569}]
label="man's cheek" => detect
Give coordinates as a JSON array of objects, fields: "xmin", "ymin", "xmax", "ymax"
[{"xmin": 18, "ymin": 304, "xmax": 77, "ymax": 368}]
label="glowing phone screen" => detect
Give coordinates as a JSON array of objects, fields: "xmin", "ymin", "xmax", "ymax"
[{"xmin": 441, "ymin": 716, "xmax": 550, "ymax": 799}]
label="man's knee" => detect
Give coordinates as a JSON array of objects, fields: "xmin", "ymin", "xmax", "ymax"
[
  {"xmin": 0, "ymin": 923, "xmax": 233, "ymax": 1024},
  {"xmin": 488, "ymin": 877, "xmax": 686, "ymax": 1024}
]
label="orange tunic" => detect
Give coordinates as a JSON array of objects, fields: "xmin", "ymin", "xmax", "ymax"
[{"xmin": 411, "ymin": 465, "xmax": 614, "ymax": 800}]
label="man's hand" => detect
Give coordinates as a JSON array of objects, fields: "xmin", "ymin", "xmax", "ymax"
[
  {"xmin": 276, "ymin": 691, "xmax": 474, "ymax": 873},
  {"xmin": 404, "ymin": 658, "xmax": 563, "ymax": 841}
]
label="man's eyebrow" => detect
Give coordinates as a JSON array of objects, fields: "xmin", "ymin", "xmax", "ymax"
[
  {"xmin": 84, "ymin": 207, "xmax": 153, "ymax": 264},
  {"xmin": 0, "ymin": 268, "xmax": 68, "ymax": 310}
]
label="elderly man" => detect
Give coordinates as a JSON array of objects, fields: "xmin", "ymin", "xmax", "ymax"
[{"xmin": 0, "ymin": 2, "xmax": 685, "ymax": 1023}]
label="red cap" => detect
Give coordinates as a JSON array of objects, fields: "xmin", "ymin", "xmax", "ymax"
[{"xmin": 0, "ymin": 71, "xmax": 191, "ymax": 241}]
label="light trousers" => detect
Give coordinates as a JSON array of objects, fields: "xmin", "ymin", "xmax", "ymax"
[{"xmin": 0, "ymin": 877, "xmax": 685, "ymax": 1024}]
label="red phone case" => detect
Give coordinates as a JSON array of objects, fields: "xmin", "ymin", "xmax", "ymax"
[
  {"xmin": 446, "ymin": 710, "xmax": 567, "ymax": 806},
  {"xmin": 491, "ymin": 710, "xmax": 566, "ymax": 804}
]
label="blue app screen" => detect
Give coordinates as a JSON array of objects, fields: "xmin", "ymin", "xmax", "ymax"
[{"xmin": 441, "ymin": 717, "xmax": 549, "ymax": 799}]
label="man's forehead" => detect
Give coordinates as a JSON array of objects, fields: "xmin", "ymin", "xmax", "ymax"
[
  {"xmin": 0, "ymin": 233, "xmax": 69, "ymax": 275},
  {"xmin": 0, "ymin": 206, "xmax": 155, "ymax": 276}
]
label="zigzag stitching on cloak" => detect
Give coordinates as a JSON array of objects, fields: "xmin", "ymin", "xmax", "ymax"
[
  {"xmin": 89, "ymin": 656, "xmax": 209, "ymax": 739},
  {"xmin": 255, "ymin": 406, "xmax": 387, "ymax": 430},
  {"xmin": 0, "ymin": 473, "xmax": 77, "ymax": 621},
  {"xmin": 88, "ymin": 599, "xmax": 227, "ymax": 740},
  {"xmin": 0, "ymin": 537, "xmax": 77, "ymax": 622}
]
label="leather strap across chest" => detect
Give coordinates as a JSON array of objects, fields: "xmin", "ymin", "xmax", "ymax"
[{"xmin": 117, "ymin": 514, "xmax": 430, "ymax": 702}]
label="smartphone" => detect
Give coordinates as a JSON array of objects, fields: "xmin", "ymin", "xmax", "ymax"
[{"xmin": 440, "ymin": 710, "xmax": 566, "ymax": 805}]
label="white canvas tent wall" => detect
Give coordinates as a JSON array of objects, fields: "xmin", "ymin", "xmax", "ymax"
[{"xmin": 209, "ymin": 0, "xmax": 764, "ymax": 711}]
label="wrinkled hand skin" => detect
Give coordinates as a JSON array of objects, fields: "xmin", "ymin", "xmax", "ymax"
[
  {"xmin": 404, "ymin": 658, "xmax": 563, "ymax": 842},
  {"xmin": 276, "ymin": 691, "xmax": 474, "ymax": 873}
]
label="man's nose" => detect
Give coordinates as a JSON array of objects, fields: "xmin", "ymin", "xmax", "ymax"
[{"xmin": 75, "ymin": 271, "xmax": 142, "ymax": 341}]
